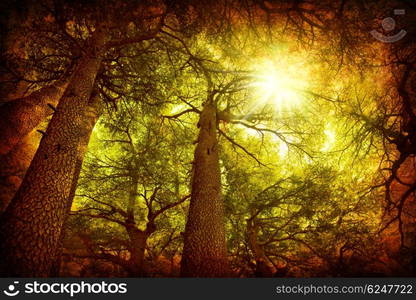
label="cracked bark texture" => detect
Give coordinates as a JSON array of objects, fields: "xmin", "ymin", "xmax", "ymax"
[
  {"xmin": 0, "ymin": 79, "xmax": 69, "ymax": 155},
  {"xmin": 0, "ymin": 80, "xmax": 69, "ymax": 211},
  {"xmin": 0, "ymin": 26, "xmax": 108, "ymax": 277},
  {"xmin": 181, "ymin": 102, "xmax": 230, "ymax": 277},
  {"xmin": 49, "ymin": 90, "xmax": 103, "ymax": 276}
]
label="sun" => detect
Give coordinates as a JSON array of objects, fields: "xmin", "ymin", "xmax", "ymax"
[{"xmin": 251, "ymin": 58, "xmax": 311, "ymax": 112}]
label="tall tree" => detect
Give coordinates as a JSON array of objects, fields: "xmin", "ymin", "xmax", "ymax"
[
  {"xmin": 0, "ymin": 0, "xmax": 166, "ymax": 276},
  {"xmin": 50, "ymin": 87, "xmax": 103, "ymax": 276},
  {"xmin": 66, "ymin": 100, "xmax": 190, "ymax": 276},
  {"xmin": 181, "ymin": 100, "xmax": 230, "ymax": 277},
  {"xmin": 0, "ymin": 80, "xmax": 70, "ymax": 211},
  {"xmin": 0, "ymin": 25, "xmax": 109, "ymax": 276}
]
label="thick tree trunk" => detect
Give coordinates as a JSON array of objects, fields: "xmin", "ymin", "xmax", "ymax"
[
  {"xmin": 48, "ymin": 158, "xmax": 85, "ymax": 277},
  {"xmin": 0, "ymin": 79, "xmax": 69, "ymax": 155},
  {"xmin": 0, "ymin": 80, "xmax": 69, "ymax": 211},
  {"xmin": 49, "ymin": 91, "xmax": 103, "ymax": 276},
  {"xmin": 180, "ymin": 102, "xmax": 230, "ymax": 277},
  {"xmin": 0, "ymin": 26, "xmax": 108, "ymax": 277}
]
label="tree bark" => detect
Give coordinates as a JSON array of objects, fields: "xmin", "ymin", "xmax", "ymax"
[
  {"xmin": 0, "ymin": 26, "xmax": 108, "ymax": 277},
  {"xmin": 180, "ymin": 102, "xmax": 230, "ymax": 277},
  {"xmin": 0, "ymin": 129, "xmax": 40, "ymax": 212},
  {"xmin": 49, "ymin": 90, "xmax": 103, "ymax": 276},
  {"xmin": 0, "ymin": 80, "xmax": 69, "ymax": 211},
  {"xmin": 0, "ymin": 79, "xmax": 69, "ymax": 155}
]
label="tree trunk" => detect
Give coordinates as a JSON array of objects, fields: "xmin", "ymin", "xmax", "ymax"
[
  {"xmin": 180, "ymin": 102, "xmax": 230, "ymax": 277},
  {"xmin": 0, "ymin": 26, "xmax": 108, "ymax": 277},
  {"xmin": 125, "ymin": 226, "xmax": 149, "ymax": 277},
  {"xmin": 49, "ymin": 90, "xmax": 103, "ymax": 276},
  {"xmin": 124, "ymin": 174, "xmax": 149, "ymax": 277},
  {"xmin": 246, "ymin": 219, "xmax": 274, "ymax": 277},
  {"xmin": 0, "ymin": 129, "xmax": 41, "ymax": 212},
  {"xmin": 0, "ymin": 79, "xmax": 69, "ymax": 155},
  {"xmin": 0, "ymin": 80, "xmax": 69, "ymax": 211}
]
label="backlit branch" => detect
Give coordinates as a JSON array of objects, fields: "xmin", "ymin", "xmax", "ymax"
[
  {"xmin": 229, "ymin": 120, "xmax": 312, "ymax": 158},
  {"xmin": 218, "ymin": 127, "xmax": 266, "ymax": 167}
]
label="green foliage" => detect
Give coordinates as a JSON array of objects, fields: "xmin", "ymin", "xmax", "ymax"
[{"xmin": 66, "ymin": 3, "xmax": 395, "ymax": 277}]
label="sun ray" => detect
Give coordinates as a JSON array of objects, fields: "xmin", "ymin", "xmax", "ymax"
[{"xmin": 250, "ymin": 58, "xmax": 311, "ymax": 114}]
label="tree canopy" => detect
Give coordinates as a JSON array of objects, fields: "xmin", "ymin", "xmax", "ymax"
[{"xmin": 0, "ymin": 0, "xmax": 415, "ymax": 277}]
